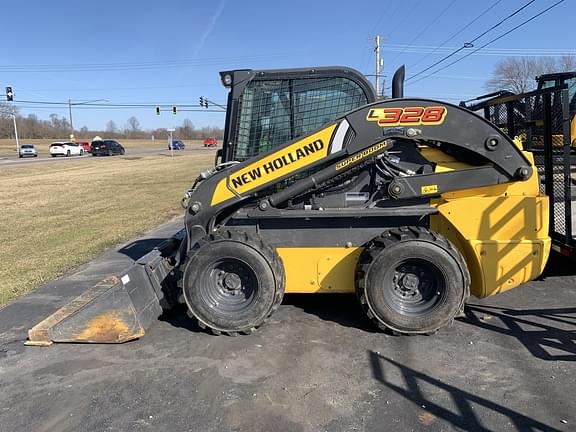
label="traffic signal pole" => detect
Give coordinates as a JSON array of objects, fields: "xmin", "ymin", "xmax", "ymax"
[
  {"xmin": 12, "ymin": 108, "xmax": 19, "ymax": 152},
  {"xmin": 4, "ymin": 87, "xmax": 19, "ymax": 151}
]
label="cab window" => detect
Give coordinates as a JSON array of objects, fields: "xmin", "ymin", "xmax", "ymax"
[{"xmin": 232, "ymin": 76, "xmax": 369, "ymax": 161}]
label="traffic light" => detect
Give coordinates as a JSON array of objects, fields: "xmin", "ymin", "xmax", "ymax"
[
  {"xmin": 155, "ymin": 106, "xmax": 160, "ymax": 116},
  {"xmin": 172, "ymin": 106, "xmax": 177, "ymax": 115},
  {"xmin": 199, "ymin": 96, "xmax": 204, "ymax": 107},
  {"xmin": 6, "ymin": 87, "xmax": 13, "ymax": 102},
  {"xmin": 204, "ymin": 99, "xmax": 209, "ymax": 109}
]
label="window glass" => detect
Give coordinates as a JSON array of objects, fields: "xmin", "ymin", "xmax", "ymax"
[{"xmin": 232, "ymin": 76, "xmax": 368, "ymax": 161}]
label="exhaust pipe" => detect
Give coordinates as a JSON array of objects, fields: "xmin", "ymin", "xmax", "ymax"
[{"xmin": 392, "ymin": 65, "xmax": 405, "ymax": 99}]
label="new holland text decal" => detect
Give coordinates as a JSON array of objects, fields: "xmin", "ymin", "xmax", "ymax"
[
  {"xmin": 367, "ymin": 106, "xmax": 447, "ymax": 127},
  {"xmin": 211, "ymin": 124, "xmax": 336, "ymax": 206}
]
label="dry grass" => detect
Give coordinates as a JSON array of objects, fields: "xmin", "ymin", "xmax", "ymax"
[
  {"xmin": 0, "ymin": 138, "xmax": 205, "ymax": 158},
  {"xmin": 0, "ymin": 152, "xmax": 213, "ymax": 306}
]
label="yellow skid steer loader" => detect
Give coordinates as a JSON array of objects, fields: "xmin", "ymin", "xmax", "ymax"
[{"xmin": 27, "ymin": 66, "xmax": 550, "ymax": 345}]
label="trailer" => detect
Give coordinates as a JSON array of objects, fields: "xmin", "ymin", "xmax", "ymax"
[{"xmin": 465, "ymin": 84, "xmax": 576, "ymax": 258}]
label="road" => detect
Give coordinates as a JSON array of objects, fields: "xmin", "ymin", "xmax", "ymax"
[
  {"xmin": 0, "ymin": 146, "xmax": 215, "ymax": 168},
  {"xmin": 0, "ymin": 219, "xmax": 575, "ymax": 432}
]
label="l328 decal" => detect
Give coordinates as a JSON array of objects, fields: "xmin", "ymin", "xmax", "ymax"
[{"xmin": 367, "ymin": 106, "xmax": 447, "ymax": 126}]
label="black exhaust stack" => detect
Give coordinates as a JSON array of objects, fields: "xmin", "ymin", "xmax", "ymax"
[{"xmin": 392, "ymin": 65, "xmax": 405, "ymax": 99}]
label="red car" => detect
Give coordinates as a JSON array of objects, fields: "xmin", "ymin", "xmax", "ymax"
[
  {"xmin": 76, "ymin": 141, "xmax": 91, "ymax": 153},
  {"xmin": 203, "ymin": 137, "xmax": 217, "ymax": 147}
]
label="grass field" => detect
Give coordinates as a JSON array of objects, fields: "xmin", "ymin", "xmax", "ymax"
[
  {"xmin": 0, "ymin": 151, "xmax": 213, "ymax": 306},
  {"xmin": 0, "ymin": 138, "xmax": 205, "ymax": 158}
]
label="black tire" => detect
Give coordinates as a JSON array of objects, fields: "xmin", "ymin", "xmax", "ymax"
[
  {"xmin": 107, "ymin": 149, "xmax": 112, "ymax": 156},
  {"xmin": 182, "ymin": 231, "xmax": 285, "ymax": 335},
  {"xmin": 356, "ymin": 226, "xmax": 470, "ymax": 335},
  {"xmin": 120, "ymin": 148, "xmax": 125, "ymax": 155},
  {"xmin": 51, "ymin": 154, "xmax": 57, "ymax": 157},
  {"xmin": 80, "ymin": 150, "xmax": 84, "ymax": 156},
  {"xmin": 19, "ymin": 155, "xmax": 22, "ymax": 158},
  {"xmin": 66, "ymin": 150, "xmax": 70, "ymax": 157}
]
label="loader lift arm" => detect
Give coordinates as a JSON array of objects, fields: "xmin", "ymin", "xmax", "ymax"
[{"xmin": 184, "ymin": 98, "xmax": 532, "ymax": 247}]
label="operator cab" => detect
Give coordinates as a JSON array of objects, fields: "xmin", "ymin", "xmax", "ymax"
[{"xmin": 217, "ymin": 67, "xmax": 376, "ymax": 164}]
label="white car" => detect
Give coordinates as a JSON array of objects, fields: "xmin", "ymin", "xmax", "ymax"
[
  {"xmin": 49, "ymin": 142, "xmax": 84, "ymax": 157},
  {"xmin": 19, "ymin": 144, "xmax": 38, "ymax": 158}
]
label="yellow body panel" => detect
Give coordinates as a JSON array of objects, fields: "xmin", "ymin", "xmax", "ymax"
[
  {"xmin": 426, "ymin": 148, "xmax": 550, "ymax": 298},
  {"xmin": 266, "ymin": 147, "xmax": 550, "ymax": 298},
  {"xmin": 277, "ymin": 247, "xmax": 361, "ymax": 293}
]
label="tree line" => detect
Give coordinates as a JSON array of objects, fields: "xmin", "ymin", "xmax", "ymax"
[
  {"xmin": 0, "ymin": 109, "xmax": 223, "ymax": 141},
  {"xmin": 485, "ymin": 55, "xmax": 576, "ymax": 94}
]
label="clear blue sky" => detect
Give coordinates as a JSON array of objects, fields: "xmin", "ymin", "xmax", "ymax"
[{"xmin": 3, "ymin": 0, "xmax": 573, "ymax": 132}]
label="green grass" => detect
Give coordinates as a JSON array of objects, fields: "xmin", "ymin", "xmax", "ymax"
[{"xmin": 0, "ymin": 152, "xmax": 213, "ymax": 306}]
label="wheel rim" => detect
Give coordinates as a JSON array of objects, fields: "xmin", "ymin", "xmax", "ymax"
[
  {"xmin": 382, "ymin": 258, "xmax": 445, "ymax": 316},
  {"xmin": 199, "ymin": 258, "xmax": 259, "ymax": 315}
]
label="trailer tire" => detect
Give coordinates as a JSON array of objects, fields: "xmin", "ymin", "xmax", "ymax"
[
  {"xmin": 356, "ymin": 226, "xmax": 469, "ymax": 335},
  {"xmin": 182, "ymin": 231, "xmax": 285, "ymax": 335}
]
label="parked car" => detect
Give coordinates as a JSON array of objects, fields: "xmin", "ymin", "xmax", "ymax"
[
  {"xmin": 168, "ymin": 139, "xmax": 185, "ymax": 150},
  {"xmin": 76, "ymin": 141, "xmax": 91, "ymax": 153},
  {"xmin": 49, "ymin": 142, "xmax": 83, "ymax": 157},
  {"xmin": 203, "ymin": 137, "xmax": 217, "ymax": 147},
  {"xmin": 91, "ymin": 139, "xmax": 125, "ymax": 156},
  {"xmin": 18, "ymin": 144, "xmax": 38, "ymax": 158}
]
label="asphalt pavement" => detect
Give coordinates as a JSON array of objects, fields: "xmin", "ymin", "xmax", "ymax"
[{"xmin": 0, "ymin": 218, "xmax": 575, "ymax": 432}]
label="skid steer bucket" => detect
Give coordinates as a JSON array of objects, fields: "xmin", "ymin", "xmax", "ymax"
[{"xmin": 26, "ymin": 231, "xmax": 183, "ymax": 346}]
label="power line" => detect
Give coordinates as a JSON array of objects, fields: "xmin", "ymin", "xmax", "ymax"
[
  {"xmin": 388, "ymin": 0, "xmax": 458, "ymax": 65},
  {"xmin": 12, "ymin": 100, "xmax": 227, "ymax": 113},
  {"xmin": 404, "ymin": 0, "xmax": 537, "ymax": 84},
  {"xmin": 0, "ymin": 52, "xmax": 313, "ymax": 73},
  {"xmin": 13, "ymin": 100, "xmax": 225, "ymax": 108},
  {"xmin": 384, "ymin": 44, "xmax": 576, "ymax": 55},
  {"xmin": 14, "ymin": 105, "xmax": 226, "ymax": 112},
  {"xmin": 407, "ymin": 0, "xmax": 566, "ymax": 87},
  {"xmin": 385, "ymin": 0, "xmax": 426, "ymax": 39},
  {"xmin": 408, "ymin": 0, "xmax": 503, "ymax": 69}
]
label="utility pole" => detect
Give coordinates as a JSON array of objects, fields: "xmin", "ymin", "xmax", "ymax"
[
  {"xmin": 374, "ymin": 35, "xmax": 381, "ymax": 97},
  {"xmin": 68, "ymin": 98, "xmax": 74, "ymax": 133}
]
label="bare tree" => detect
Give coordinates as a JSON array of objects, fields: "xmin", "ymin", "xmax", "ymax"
[
  {"xmin": 178, "ymin": 118, "xmax": 195, "ymax": 139},
  {"xmin": 106, "ymin": 120, "xmax": 118, "ymax": 133},
  {"xmin": 557, "ymin": 55, "xmax": 576, "ymax": 72},
  {"xmin": 126, "ymin": 116, "xmax": 140, "ymax": 132},
  {"xmin": 0, "ymin": 109, "xmax": 224, "ymax": 139},
  {"xmin": 485, "ymin": 56, "xmax": 576, "ymax": 93}
]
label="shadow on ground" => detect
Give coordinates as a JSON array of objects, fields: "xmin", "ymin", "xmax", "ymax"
[
  {"xmin": 117, "ymin": 237, "xmax": 171, "ymax": 260},
  {"xmin": 282, "ymin": 293, "xmax": 378, "ymax": 332},
  {"xmin": 369, "ymin": 351, "xmax": 561, "ymax": 431},
  {"xmin": 540, "ymin": 252, "xmax": 576, "ymax": 277},
  {"xmin": 160, "ymin": 294, "xmax": 378, "ymax": 335},
  {"xmin": 460, "ymin": 304, "xmax": 576, "ymax": 362}
]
